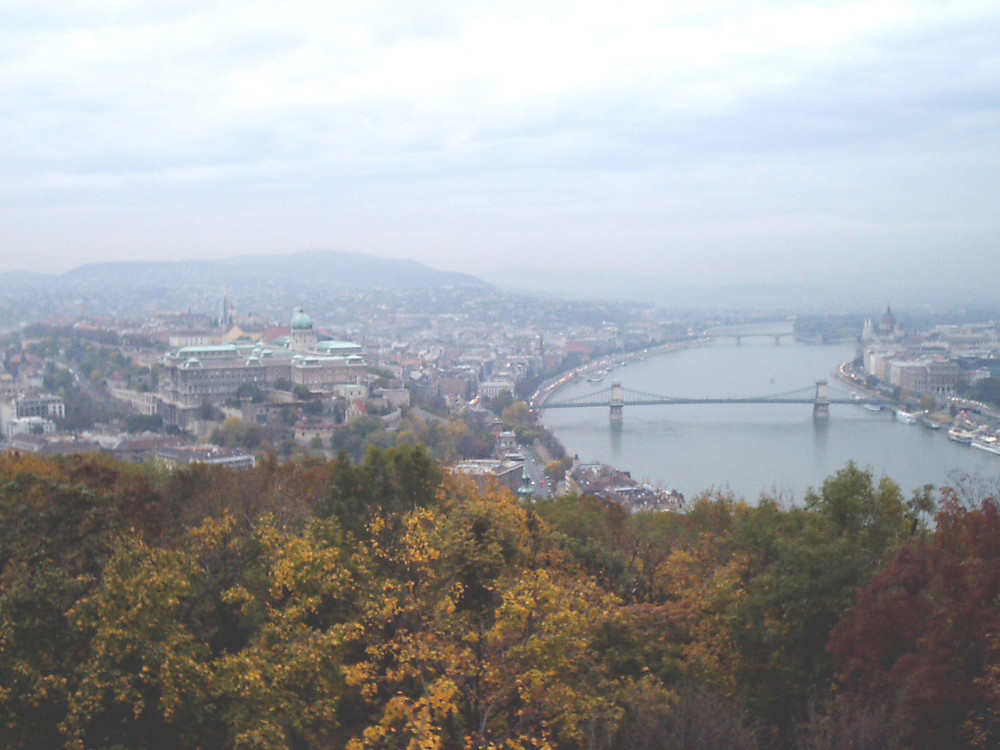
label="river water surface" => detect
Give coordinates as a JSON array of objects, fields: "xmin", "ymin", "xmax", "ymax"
[{"xmin": 541, "ymin": 324, "xmax": 1000, "ymax": 502}]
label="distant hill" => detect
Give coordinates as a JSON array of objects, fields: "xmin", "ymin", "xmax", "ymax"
[
  {"xmin": 0, "ymin": 250, "xmax": 490, "ymax": 323},
  {"xmin": 59, "ymin": 249, "xmax": 487, "ymax": 289}
]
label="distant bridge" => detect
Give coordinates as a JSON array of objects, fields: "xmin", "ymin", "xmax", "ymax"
[
  {"xmin": 708, "ymin": 332, "xmax": 796, "ymax": 346},
  {"xmin": 538, "ymin": 380, "xmax": 853, "ymax": 422}
]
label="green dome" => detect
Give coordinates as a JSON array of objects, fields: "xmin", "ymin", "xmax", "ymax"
[{"xmin": 290, "ymin": 307, "xmax": 313, "ymax": 330}]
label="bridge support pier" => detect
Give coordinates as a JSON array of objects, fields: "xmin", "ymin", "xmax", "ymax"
[
  {"xmin": 610, "ymin": 381, "xmax": 623, "ymax": 424},
  {"xmin": 813, "ymin": 379, "xmax": 829, "ymax": 421}
]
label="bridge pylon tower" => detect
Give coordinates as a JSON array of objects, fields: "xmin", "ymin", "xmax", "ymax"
[
  {"xmin": 610, "ymin": 381, "xmax": 624, "ymax": 424},
  {"xmin": 813, "ymin": 379, "xmax": 829, "ymax": 421}
]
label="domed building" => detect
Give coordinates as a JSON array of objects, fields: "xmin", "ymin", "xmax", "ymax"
[
  {"xmin": 290, "ymin": 307, "xmax": 312, "ymax": 329},
  {"xmin": 289, "ymin": 306, "xmax": 316, "ymax": 351}
]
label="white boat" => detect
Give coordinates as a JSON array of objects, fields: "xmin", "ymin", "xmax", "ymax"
[
  {"xmin": 972, "ymin": 434, "xmax": 1000, "ymax": 456},
  {"xmin": 948, "ymin": 425, "xmax": 978, "ymax": 444},
  {"xmin": 863, "ymin": 402, "xmax": 882, "ymax": 413},
  {"xmin": 895, "ymin": 410, "xmax": 919, "ymax": 424}
]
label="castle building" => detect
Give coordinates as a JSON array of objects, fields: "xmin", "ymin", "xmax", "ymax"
[{"xmin": 158, "ymin": 308, "xmax": 366, "ymax": 426}]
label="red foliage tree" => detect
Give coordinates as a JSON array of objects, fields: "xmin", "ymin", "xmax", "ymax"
[{"xmin": 827, "ymin": 492, "xmax": 1000, "ymax": 749}]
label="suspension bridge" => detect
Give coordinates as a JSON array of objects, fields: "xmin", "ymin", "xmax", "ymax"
[{"xmin": 537, "ymin": 380, "xmax": 855, "ymax": 422}]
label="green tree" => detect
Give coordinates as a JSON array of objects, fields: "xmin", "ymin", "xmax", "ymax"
[
  {"xmin": 125, "ymin": 413, "xmax": 163, "ymax": 433},
  {"xmin": 487, "ymin": 390, "xmax": 514, "ymax": 416},
  {"xmin": 210, "ymin": 417, "xmax": 262, "ymax": 450},
  {"xmin": 198, "ymin": 400, "xmax": 216, "ymax": 420},
  {"xmin": 804, "ymin": 462, "xmax": 926, "ymax": 567},
  {"xmin": 544, "ymin": 460, "xmax": 566, "ymax": 482},
  {"xmin": 329, "ymin": 416, "xmax": 390, "ymax": 462},
  {"xmin": 968, "ymin": 376, "xmax": 1000, "ymax": 408},
  {"xmin": 316, "ymin": 445, "xmax": 441, "ymax": 539}
]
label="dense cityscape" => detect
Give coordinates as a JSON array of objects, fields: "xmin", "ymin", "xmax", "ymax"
[
  {"xmin": 1, "ymin": 276, "xmax": 700, "ymax": 507},
  {"xmin": 4, "ymin": 272, "xmax": 1000, "ymax": 508}
]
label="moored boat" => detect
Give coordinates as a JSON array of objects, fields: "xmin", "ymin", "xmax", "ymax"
[
  {"xmin": 918, "ymin": 414, "xmax": 943, "ymax": 430},
  {"xmin": 972, "ymin": 433, "xmax": 1000, "ymax": 456},
  {"xmin": 948, "ymin": 425, "xmax": 979, "ymax": 444},
  {"xmin": 895, "ymin": 410, "xmax": 918, "ymax": 424}
]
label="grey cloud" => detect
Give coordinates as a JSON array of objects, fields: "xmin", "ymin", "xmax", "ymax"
[{"xmin": 1, "ymin": 1, "xmax": 998, "ymax": 289}]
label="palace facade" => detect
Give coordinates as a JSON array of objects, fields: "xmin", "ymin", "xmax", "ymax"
[{"xmin": 158, "ymin": 308, "xmax": 366, "ymax": 425}]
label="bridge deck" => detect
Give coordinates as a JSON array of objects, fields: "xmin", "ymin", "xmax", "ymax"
[{"xmin": 541, "ymin": 397, "xmax": 856, "ymax": 408}]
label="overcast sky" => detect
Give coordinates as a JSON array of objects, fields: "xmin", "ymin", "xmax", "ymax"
[{"xmin": 2, "ymin": 0, "xmax": 998, "ymax": 287}]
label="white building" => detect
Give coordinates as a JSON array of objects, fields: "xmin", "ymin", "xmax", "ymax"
[
  {"xmin": 154, "ymin": 445, "xmax": 256, "ymax": 469},
  {"xmin": 109, "ymin": 387, "xmax": 160, "ymax": 415},
  {"xmin": 2, "ymin": 394, "xmax": 64, "ymax": 420},
  {"xmin": 1, "ymin": 394, "xmax": 64, "ymax": 438},
  {"xmin": 479, "ymin": 378, "xmax": 516, "ymax": 399},
  {"xmin": 3, "ymin": 415, "xmax": 56, "ymax": 440},
  {"xmin": 889, "ymin": 358, "xmax": 960, "ymax": 396}
]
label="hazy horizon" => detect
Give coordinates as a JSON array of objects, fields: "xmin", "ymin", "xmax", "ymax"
[{"xmin": 3, "ymin": 1, "xmax": 998, "ymax": 290}]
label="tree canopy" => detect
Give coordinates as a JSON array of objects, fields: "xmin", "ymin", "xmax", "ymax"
[{"xmin": 2, "ymin": 452, "xmax": 997, "ymax": 749}]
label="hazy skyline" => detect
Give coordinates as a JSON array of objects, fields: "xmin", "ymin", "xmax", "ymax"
[{"xmin": 2, "ymin": 1, "xmax": 998, "ymax": 288}]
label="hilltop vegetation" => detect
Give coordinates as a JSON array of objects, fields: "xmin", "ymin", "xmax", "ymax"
[{"xmin": 1, "ymin": 449, "xmax": 998, "ymax": 749}]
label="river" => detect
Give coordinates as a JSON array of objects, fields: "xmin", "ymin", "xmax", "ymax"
[{"xmin": 541, "ymin": 324, "xmax": 1000, "ymax": 502}]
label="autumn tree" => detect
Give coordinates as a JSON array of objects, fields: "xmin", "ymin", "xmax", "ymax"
[
  {"xmin": 63, "ymin": 513, "xmax": 364, "ymax": 750},
  {"xmin": 650, "ymin": 466, "xmax": 929, "ymax": 745},
  {"xmin": 0, "ymin": 454, "xmax": 163, "ymax": 750},
  {"xmin": 826, "ymin": 492, "xmax": 1000, "ymax": 749},
  {"xmin": 1, "ymin": 451, "xmax": 956, "ymax": 750}
]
